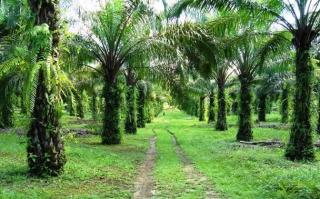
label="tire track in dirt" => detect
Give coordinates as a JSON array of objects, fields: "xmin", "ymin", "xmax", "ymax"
[
  {"xmin": 167, "ymin": 129, "xmax": 220, "ymax": 199},
  {"xmin": 133, "ymin": 132, "xmax": 157, "ymax": 199}
]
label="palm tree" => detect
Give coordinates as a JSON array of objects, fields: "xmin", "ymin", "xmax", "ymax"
[
  {"xmin": 175, "ymin": 0, "xmax": 320, "ymax": 161},
  {"xmin": 187, "ymin": 78, "xmax": 216, "ymax": 123},
  {"xmin": 71, "ymin": 68, "xmax": 103, "ymax": 120},
  {"xmin": 81, "ymin": 0, "xmax": 152, "ymax": 144},
  {"xmin": 180, "ymin": 37, "xmax": 232, "ymax": 130},
  {"xmin": 208, "ymin": 89, "xmax": 215, "ymax": 123},
  {"xmin": 26, "ymin": 0, "xmax": 66, "ymax": 176},
  {"xmin": 281, "ymin": 83, "xmax": 290, "ymax": 123},
  {"xmin": 0, "ymin": 0, "xmax": 20, "ymax": 128},
  {"xmin": 255, "ymin": 56, "xmax": 293, "ymax": 122},
  {"xmin": 124, "ymin": 67, "xmax": 138, "ymax": 133},
  {"xmin": 225, "ymin": 32, "xmax": 290, "ymax": 141},
  {"xmin": 137, "ymin": 80, "xmax": 147, "ymax": 128}
]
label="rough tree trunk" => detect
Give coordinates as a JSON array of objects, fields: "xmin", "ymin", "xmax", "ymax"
[
  {"xmin": 91, "ymin": 92, "xmax": 98, "ymax": 120},
  {"xmin": 75, "ymin": 92, "xmax": 84, "ymax": 119},
  {"xmin": 0, "ymin": 94, "xmax": 14, "ymax": 128},
  {"xmin": 216, "ymin": 83, "xmax": 227, "ymax": 130},
  {"xmin": 27, "ymin": 0, "xmax": 66, "ymax": 176},
  {"xmin": 208, "ymin": 92, "xmax": 215, "ymax": 123},
  {"xmin": 102, "ymin": 79, "xmax": 121, "ymax": 144},
  {"xmin": 145, "ymin": 104, "xmax": 152, "ymax": 123},
  {"xmin": 3, "ymin": 99, "xmax": 14, "ymax": 128},
  {"xmin": 27, "ymin": 70, "xmax": 66, "ymax": 176},
  {"xmin": 317, "ymin": 93, "xmax": 320, "ymax": 135},
  {"xmin": 236, "ymin": 76, "xmax": 253, "ymax": 141},
  {"xmin": 68, "ymin": 93, "xmax": 75, "ymax": 116},
  {"xmin": 258, "ymin": 94, "xmax": 266, "ymax": 122},
  {"xmin": 125, "ymin": 85, "xmax": 137, "ymax": 134},
  {"xmin": 281, "ymin": 84, "xmax": 289, "ymax": 123},
  {"xmin": 199, "ymin": 96, "xmax": 205, "ymax": 121},
  {"xmin": 194, "ymin": 103, "xmax": 199, "ymax": 117},
  {"xmin": 285, "ymin": 37, "xmax": 315, "ymax": 161},
  {"xmin": 137, "ymin": 85, "xmax": 146, "ymax": 128}
]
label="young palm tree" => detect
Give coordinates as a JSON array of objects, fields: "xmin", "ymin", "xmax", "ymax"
[
  {"xmin": 137, "ymin": 80, "xmax": 147, "ymax": 128},
  {"xmin": 124, "ymin": 67, "xmax": 138, "ymax": 133},
  {"xmin": 226, "ymin": 32, "xmax": 290, "ymax": 141},
  {"xmin": 187, "ymin": 78, "xmax": 215, "ymax": 122},
  {"xmin": 181, "ymin": 38, "xmax": 232, "ymax": 130},
  {"xmin": 255, "ymin": 56, "xmax": 293, "ymax": 122},
  {"xmin": 81, "ymin": 0, "xmax": 152, "ymax": 144},
  {"xmin": 208, "ymin": 89, "xmax": 215, "ymax": 123},
  {"xmin": 281, "ymin": 83, "xmax": 290, "ymax": 123}
]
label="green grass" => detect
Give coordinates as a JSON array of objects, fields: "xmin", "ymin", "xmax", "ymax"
[
  {"xmin": 1, "ymin": 109, "xmax": 320, "ymax": 198},
  {"xmin": 164, "ymin": 110, "xmax": 320, "ymax": 199},
  {"xmin": 152, "ymin": 128, "xmax": 204, "ymax": 198},
  {"xmin": 0, "ymin": 124, "xmax": 153, "ymax": 198}
]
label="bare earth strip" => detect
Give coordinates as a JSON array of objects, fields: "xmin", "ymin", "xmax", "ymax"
[
  {"xmin": 133, "ymin": 135, "xmax": 157, "ymax": 199},
  {"xmin": 167, "ymin": 129, "xmax": 220, "ymax": 199}
]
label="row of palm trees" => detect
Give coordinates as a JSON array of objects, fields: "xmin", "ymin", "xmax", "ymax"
[
  {"xmin": 1, "ymin": 0, "xmax": 319, "ymax": 176},
  {"xmin": 0, "ymin": 0, "xmax": 165, "ymax": 176},
  {"xmin": 177, "ymin": 0, "xmax": 320, "ymax": 160}
]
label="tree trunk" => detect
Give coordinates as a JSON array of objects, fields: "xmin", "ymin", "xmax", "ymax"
[
  {"xmin": 285, "ymin": 40, "xmax": 314, "ymax": 161},
  {"xmin": 91, "ymin": 92, "xmax": 98, "ymax": 120},
  {"xmin": 102, "ymin": 79, "xmax": 121, "ymax": 144},
  {"xmin": 199, "ymin": 96, "xmax": 205, "ymax": 121},
  {"xmin": 216, "ymin": 84, "xmax": 227, "ymax": 130},
  {"xmin": 236, "ymin": 76, "xmax": 253, "ymax": 141},
  {"xmin": 145, "ymin": 104, "xmax": 152, "ymax": 123},
  {"xmin": 75, "ymin": 92, "xmax": 84, "ymax": 119},
  {"xmin": 208, "ymin": 92, "xmax": 215, "ymax": 123},
  {"xmin": 231, "ymin": 101, "xmax": 238, "ymax": 115},
  {"xmin": 316, "ymin": 96, "xmax": 320, "ymax": 135},
  {"xmin": 137, "ymin": 85, "xmax": 146, "ymax": 128},
  {"xmin": 0, "ymin": 94, "xmax": 14, "ymax": 128},
  {"xmin": 281, "ymin": 85, "xmax": 289, "ymax": 123},
  {"xmin": 27, "ymin": 0, "xmax": 66, "ymax": 176},
  {"xmin": 194, "ymin": 103, "xmax": 199, "ymax": 117},
  {"xmin": 68, "ymin": 94, "xmax": 76, "ymax": 116},
  {"xmin": 3, "ymin": 99, "xmax": 14, "ymax": 128},
  {"xmin": 125, "ymin": 85, "xmax": 137, "ymax": 134},
  {"xmin": 27, "ymin": 70, "xmax": 66, "ymax": 176},
  {"xmin": 258, "ymin": 94, "xmax": 266, "ymax": 122}
]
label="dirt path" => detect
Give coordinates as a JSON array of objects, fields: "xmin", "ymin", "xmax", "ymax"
[
  {"xmin": 133, "ymin": 135, "xmax": 157, "ymax": 199},
  {"xmin": 167, "ymin": 129, "xmax": 220, "ymax": 199}
]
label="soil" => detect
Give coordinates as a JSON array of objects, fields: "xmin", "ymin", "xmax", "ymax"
[{"xmin": 133, "ymin": 135, "xmax": 157, "ymax": 199}]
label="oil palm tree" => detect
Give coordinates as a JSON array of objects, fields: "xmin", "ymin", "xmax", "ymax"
[
  {"xmin": 255, "ymin": 55, "xmax": 293, "ymax": 122},
  {"xmin": 0, "ymin": 0, "xmax": 20, "ymax": 128},
  {"xmin": 0, "ymin": 0, "xmax": 69, "ymax": 176},
  {"xmin": 81, "ymin": 0, "xmax": 154, "ymax": 144},
  {"xmin": 174, "ymin": 0, "xmax": 320, "ymax": 161},
  {"xmin": 26, "ymin": 0, "xmax": 66, "ymax": 176},
  {"xmin": 187, "ymin": 78, "xmax": 215, "ymax": 122},
  {"xmin": 124, "ymin": 66, "xmax": 138, "ymax": 133},
  {"xmin": 216, "ymin": 28, "xmax": 290, "ymax": 141}
]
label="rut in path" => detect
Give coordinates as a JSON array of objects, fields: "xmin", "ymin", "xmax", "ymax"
[
  {"xmin": 133, "ymin": 134, "xmax": 157, "ymax": 199},
  {"xmin": 167, "ymin": 129, "xmax": 220, "ymax": 199}
]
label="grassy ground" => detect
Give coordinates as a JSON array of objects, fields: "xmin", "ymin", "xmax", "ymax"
[
  {"xmin": 153, "ymin": 128, "xmax": 205, "ymax": 198},
  {"xmin": 0, "ymin": 116, "xmax": 153, "ymax": 198},
  {"xmin": 1, "ymin": 109, "xmax": 320, "ymax": 198},
  {"xmin": 162, "ymin": 110, "xmax": 320, "ymax": 199}
]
